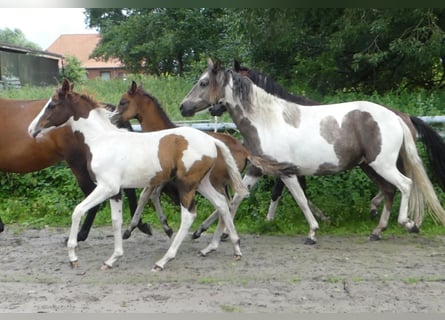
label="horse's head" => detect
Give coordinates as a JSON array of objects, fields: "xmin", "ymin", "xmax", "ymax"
[
  {"xmin": 28, "ymin": 79, "xmax": 95, "ymax": 138},
  {"xmin": 112, "ymin": 80, "xmax": 143, "ymax": 125},
  {"xmin": 180, "ymin": 58, "xmax": 228, "ymax": 117}
]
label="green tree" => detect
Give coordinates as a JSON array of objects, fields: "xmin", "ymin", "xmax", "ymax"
[
  {"xmin": 61, "ymin": 55, "xmax": 86, "ymax": 84},
  {"xmin": 85, "ymin": 8, "xmax": 228, "ymax": 76},
  {"xmin": 0, "ymin": 28, "xmax": 41, "ymax": 50}
]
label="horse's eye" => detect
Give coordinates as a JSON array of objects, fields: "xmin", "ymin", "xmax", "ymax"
[
  {"xmin": 48, "ymin": 103, "xmax": 56, "ymax": 110},
  {"xmin": 200, "ymin": 78, "xmax": 209, "ymax": 87}
]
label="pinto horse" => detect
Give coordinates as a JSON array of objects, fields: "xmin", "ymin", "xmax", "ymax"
[
  {"xmin": 28, "ymin": 79, "xmax": 251, "ymax": 271},
  {"xmin": 211, "ymin": 60, "xmax": 445, "ymax": 229},
  {"xmin": 113, "ymin": 81, "xmax": 300, "ymax": 239},
  {"xmin": 180, "ymin": 58, "xmax": 445, "ymax": 244},
  {"xmin": 0, "ymin": 97, "xmax": 149, "ymax": 237}
]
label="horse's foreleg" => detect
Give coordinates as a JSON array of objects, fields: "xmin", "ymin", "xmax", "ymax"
[
  {"xmin": 102, "ymin": 196, "xmax": 124, "ymax": 269},
  {"xmin": 152, "ymin": 203, "xmax": 197, "ymax": 271},
  {"xmin": 150, "ymin": 186, "xmax": 173, "ymax": 238},
  {"xmin": 370, "ymin": 189, "xmax": 396, "ymax": 241},
  {"xmin": 67, "ymin": 185, "xmax": 116, "ymax": 267},
  {"xmin": 370, "ymin": 191, "xmax": 385, "ymax": 220},
  {"xmin": 123, "ymin": 186, "xmax": 154, "ymax": 239},
  {"xmin": 266, "ymin": 178, "xmax": 284, "ymax": 221},
  {"xmin": 123, "ymin": 188, "xmax": 152, "ymax": 236},
  {"xmin": 281, "ymin": 175, "xmax": 319, "ymax": 244}
]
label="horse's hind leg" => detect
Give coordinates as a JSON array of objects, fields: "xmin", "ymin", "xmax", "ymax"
[
  {"xmin": 192, "ymin": 170, "xmax": 260, "ymax": 239},
  {"xmin": 153, "ymin": 202, "xmax": 197, "ymax": 271},
  {"xmin": 150, "ymin": 185, "xmax": 173, "ymax": 238},
  {"xmin": 123, "ymin": 188, "xmax": 152, "ymax": 236},
  {"xmin": 123, "ymin": 186, "xmax": 155, "ymax": 239},
  {"xmin": 0, "ymin": 216, "xmax": 4, "ymax": 233},
  {"xmin": 197, "ymin": 176, "xmax": 241, "ymax": 258}
]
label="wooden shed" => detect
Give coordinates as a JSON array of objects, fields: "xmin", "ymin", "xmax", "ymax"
[{"xmin": 0, "ymin": 42, "xmax": 61, "ymax": 89}]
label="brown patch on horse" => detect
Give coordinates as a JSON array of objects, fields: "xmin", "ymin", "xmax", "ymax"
[
  {"xmin": 73, "ymin": 131, "xmax": 96, "ymax": 183},
  {"xmin": 282, "ymin": 106, "xmax": 301, "ymax": 128},
  {"xmin": 318, "ymin": 110, "xmax": 382, "ymax": 173},
  {"xmin": 151, "ymin": 134, "xmax": 214, "ymax": 211}
]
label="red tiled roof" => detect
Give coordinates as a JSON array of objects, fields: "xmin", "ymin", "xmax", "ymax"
[{"xmin": 46, "ymin": 34, "xmax": 124, "ymax": 69}]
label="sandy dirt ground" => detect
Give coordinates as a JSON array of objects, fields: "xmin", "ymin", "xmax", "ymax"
[{"xmin": 1, "ymin": 225, "xmax": 445, "ymax": 313}]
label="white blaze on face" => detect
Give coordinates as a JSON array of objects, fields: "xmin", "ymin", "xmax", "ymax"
[{"xmin": 28, "ymin": 98, "xmax": 52, "ymax": 137}]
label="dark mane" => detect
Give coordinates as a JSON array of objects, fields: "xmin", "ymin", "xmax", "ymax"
[
  {"xmin": 231, "ymin": 71, "xmax": 253, "ymax": 111},
  {"xmin": 140, "ymin": 88, "xmax": 177, "ymax": 128},
  {"xmin": 244, "ymin": 68, "xmax": 320, "ymax": 106}
]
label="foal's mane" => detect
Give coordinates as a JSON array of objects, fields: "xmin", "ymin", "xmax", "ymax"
[{"xmin": 241, "ymin": 67, "xmax": 320, "ymax": 106}]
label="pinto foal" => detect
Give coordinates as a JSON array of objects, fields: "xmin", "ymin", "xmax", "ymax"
[{"xmin": 28, "ymin": 79, "xmax": 249, "ymax": 271}]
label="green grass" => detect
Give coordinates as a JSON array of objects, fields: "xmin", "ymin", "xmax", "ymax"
[{"xmin": 1, "ymin": 76, "xmax": 445, "ymax": 237}]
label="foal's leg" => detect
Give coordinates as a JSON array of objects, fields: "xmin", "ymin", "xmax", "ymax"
[
  {"xmin": 198, "ymin": 176, "xmax": 242, "ymax": 258},
  {"xmin": 369, "ymin": 162, "xmax": 415, "ymax": 232},
  {"xmin": 0, "ymin": 216, "xmax": 4, "ymax": 233},
  {"xmin": 67, "ymin": 185, "xmax": 118, "ymax": 266},
  {"xmin": 266, "ymin": 178, "xmax": 285, "ymax": 221},
  {"xmin": 152, "ymin": 203, "xmax": 197, "ymax": 271},
  {"xmin": 369, "ymin": 191, "xmax": 385, "ymax": 220},
  {"xmin": 150, "ymin": 185, "xmax": 174, "ymax": 238},
  {"xmin": 123, "ymin": 186, "xmax": 155, "ymax": 239},
  {"xmin": 192, "ymin": 172, "xmax": 260, "ymax": 239},
  {"xmin": 102, "ymin": 196, "xmax": 124, "ymax": 269},
  {"xmin": 281, "ymin": 175, "xmax": 319, "ymax": 244}
]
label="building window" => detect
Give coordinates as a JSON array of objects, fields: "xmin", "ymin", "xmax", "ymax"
[{"xmin": 100, "ymin": 71, "xmax": 111, "ymax": 80}]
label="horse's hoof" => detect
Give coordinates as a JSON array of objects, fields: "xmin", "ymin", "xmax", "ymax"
[
  {"xmin": 70, "ymin": 260, "xmax": 78, "ymax": 268},
  {"xmin": 100, "ymin": 263, "xmax": 112, "ymax": 271},
  {"xmin": 151, "ymin": 265, "xmax": 163, "ymax": 272},
  {"xmin": 220, "ymin": 233, "xmax": 229, "ymax": 242},
  {"xmin": 233, "ymin": 254, "xmax": 242, "ymax": 261},
  {"xmin": 165, "ymin": 228, "xmax": 173, "ymax": 238},
  {"xmin": 191, "ymin": 231, "xmax": 202, "ymax": 240},
  {"xmin": 370, "ymin": 209, "xmax": 378, "ymax": 220},
  {"xmin": 198, "ymin": 250, "xmax": 207, "ymax": 257},
  {"xmin": 304, "ymin": 238, "xmax": 317, "ymax": 245},
  {"xmin": 369, "ymin": 233, "xmax": 381, "ymax": 241},
  {"xmin": 409, "ymin": 225, "xmax": 420, "ymax": 234},
  {"xmin": 138, "ymin": 223, "xmax": 152, "ymax": 236},
  {"xmin": 122, "ymin": 230, "xmax": 132, "ymax": 240}
]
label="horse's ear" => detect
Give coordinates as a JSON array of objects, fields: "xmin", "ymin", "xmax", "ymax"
[
  {"xmin": 61, "ymin": 78, "xmax": 71, "ymax": 95},
  {"xmin": 212, "ymin": 59, "xmax": 222, "ymax": 74},
  {"xmin": 234, "ymin": 59, "xmax": 241, "ymax": 72},
  {"xmin": 129, "ymin": 80, "xmax": 137, "ymax": 95}
]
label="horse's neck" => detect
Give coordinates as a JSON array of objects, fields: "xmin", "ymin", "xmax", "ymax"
[
  {"xmin": 139, "ymin": 104, "xmax": 176, "ymax": 132},
  {"xmin": 70, "ymin": 108, "xmax": 118, "ymax": 137}
]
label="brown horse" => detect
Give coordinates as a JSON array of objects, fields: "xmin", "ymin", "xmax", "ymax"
[
  {"xmin": 113, "ymin": 81, "xmax": 299, "ymax": 239},
  {"xmin": 0, "ymin": 97, "xmax": 150, "ymax": 238}
]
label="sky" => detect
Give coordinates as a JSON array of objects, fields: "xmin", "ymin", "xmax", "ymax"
[{"xmin": 0, "ymin": 8, "xmax": 97, "ymax": 50}]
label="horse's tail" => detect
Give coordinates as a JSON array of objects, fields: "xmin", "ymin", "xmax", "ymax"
[
  {"xmin": 398, "ymin": 117, "xmax": 445, "ymax": 226},
  {"xmin": 247, "ymin": 154, "xmax": 299, "ymax": 177},
  {"xmin": 409, "ymin": 116, "xmax": 445, "ymax": 192},
  {"xmin": 213, "ymin": 139, "xmax": 249, "ymax": 199}
]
